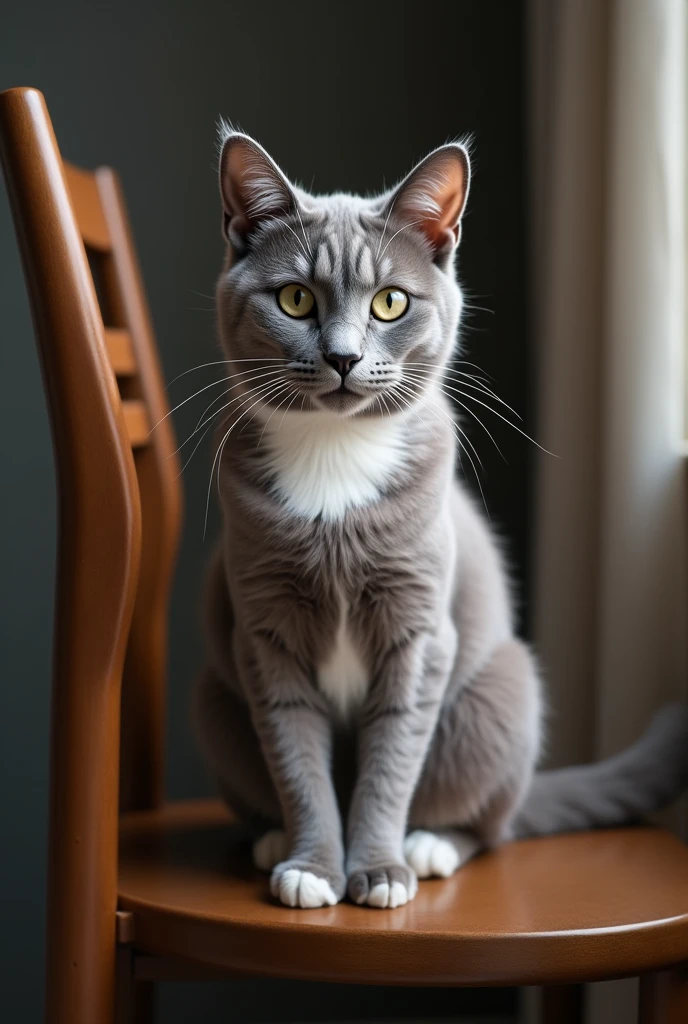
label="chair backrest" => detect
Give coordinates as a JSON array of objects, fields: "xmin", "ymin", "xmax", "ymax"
[{"xmin": 0, "ymin": 86, "xmax": 181, "ymax": 1019}]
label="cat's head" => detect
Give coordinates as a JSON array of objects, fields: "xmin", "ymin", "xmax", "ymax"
[{"xmin": 216, "ymin": 126, "xmax": 470, "ymax": 419}]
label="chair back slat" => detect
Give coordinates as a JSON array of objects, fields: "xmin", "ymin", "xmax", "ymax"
[
  {"xmin": 64, "ymin": 161, "xmax": 111, "ymax": 250},
  {"xmin": 104, "ymin": 327, "xmax": 137, "ymax": 376},
  {"xmin": 122, "ymin": 399, "xmax": 151, "ymax": 447}
]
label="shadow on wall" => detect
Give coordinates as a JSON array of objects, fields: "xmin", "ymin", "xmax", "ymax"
[{"xmin": 0, "ymin": 1, "xmax": 527, "ymax": 1022}]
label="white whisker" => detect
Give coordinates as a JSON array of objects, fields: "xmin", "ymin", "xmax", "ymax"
[
  {"xmin": 376, "ymin": 197, "xmax": 396, "ymax": 260},
  {"xmin": 378, "ymin": 392, "xmax": 394, "ymax": 417},
  {"xmin": 166, "ymin": 357, "xmax": 287, "ymax": 388},
  {"xmin": 175, "ymin": 420, "xmax": 215, "ymax": 480},
  {"xmin": 189, "ymin": 375, "xmax": 288, "ymax": 449},
  {"xmin": 274, "ymin": 217, "xmax": 309, "ymax": 261},
  {"xmin": 462, "ymin": 302, "xmax": 495, "ymax": 316},
  {"xmin": 294, "ymin": 205, "xmax": 313, "ymax": 258},
  {"xmin": 277, "ymin": 387, "xmax": 302, "ymax": 430},
  {"xmin": 393, "ymin": 379, "xmax": 484, "ymax": 471},
  {"xmin": 378, "ymin": 219, "xmax": 426, "ymax": 261},
  {"xmin": 391, "ymin": 379, "xmax": 489, "ymax": 515},
  {"xmin": 385, "ymin": 385, "xmax": 441, "ymax": 443},
  {"xmin": 173, "ymin": 374, "xmax": 289, "ymax": 463},
  {"xmin": 240, "ymin": 382, "xmax": 295, "ymax": 436},
  {"xmin": 402, "ymin": 363, "xmax": 519, "ymax": 418},
  {"xmin": 401, "ymin": 370, "xmax": 505, "ymax": 461},
  {"xmin": 204, "ymin": 378, "xmax": 293, "ymax": 537},
  {"xmin": 256, "ymin": 384, "xmax": 299, "ymax": 446},
  {"xmin": 153, "ymin": 364, "xmax": 287, "ymax": 435},
  {"xmin": 194, "ymin": 367, "xmax": 287, "ymax": 431},
  {"xmin": 371, "ymin": 394, "xmax": 384, "ymax": 417},
  {"xmin": 174, "ymin": 376, "xmax": 286, "ymax": 477},
  {"xmin": 403, "ymin": 371, "xmax": 556, "ymax": 456},
  {"xmin": 404, "ymin": 359, "xmax": 494, "ymax": 381}
]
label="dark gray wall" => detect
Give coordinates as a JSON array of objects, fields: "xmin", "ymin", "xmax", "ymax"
[{"xmin": 0, "ymin": 1, "xmax": 527, "ymax": 1021}]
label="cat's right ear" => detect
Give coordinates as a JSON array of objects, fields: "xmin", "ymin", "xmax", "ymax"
[{"xmin": 218, "ymin": 128, "xmax": 296, "ymax": 252}]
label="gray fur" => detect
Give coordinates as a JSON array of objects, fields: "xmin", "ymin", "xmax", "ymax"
[{"xmin": 193, "ymin": 130, "xmax": 688, "ymax": 909}]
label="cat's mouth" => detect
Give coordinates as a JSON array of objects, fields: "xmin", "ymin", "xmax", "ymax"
[{"xmin": 316, "ymin": 383, "xmax": 370, "ymax": 414}]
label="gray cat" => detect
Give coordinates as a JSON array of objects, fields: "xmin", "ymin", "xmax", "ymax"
[{"xmin": 194, "ymin": 129, "xmax": 688, "ymax": 909}]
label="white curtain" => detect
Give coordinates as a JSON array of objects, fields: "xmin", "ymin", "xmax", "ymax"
[{"xmin": 529, "ymin": 0, "xmax": 686, "ymax": 1020}]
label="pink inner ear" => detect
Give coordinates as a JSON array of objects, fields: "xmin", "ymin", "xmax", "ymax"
[
  {"xmin": 433, "ymin": 160, "xmax": 468, "ymax": 230},
  {"xmin": 223, "ymin": 143, "xmax": 254, "ymax": 216},
  {"xmin": 395, "ymin": 148, "xmax": 469, "ymax": 252}
]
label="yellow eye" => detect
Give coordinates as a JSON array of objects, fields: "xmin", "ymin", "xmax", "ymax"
[
  {"xmin": 371, "ymin": 287, "xmax": 409, "ymax": 322},
  {"xmin": 277, "ymin": 284, "xmax": 315, "ymax": 318}
]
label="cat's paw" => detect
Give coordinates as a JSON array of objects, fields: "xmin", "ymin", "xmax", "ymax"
[
  {"xmin": 252, "ymin": 829, "xmax": 288, "ymax": 872},
  {"xmin": 347, "ymin": 863, "xmax": 418, "ymax": 908},
  {"xmin": 404, "ymin": 830, "xmax": 459, "ymax": 878},
  {"xmin": 270, "ymin": 860, "xmax": 345, "ymax": 908}
]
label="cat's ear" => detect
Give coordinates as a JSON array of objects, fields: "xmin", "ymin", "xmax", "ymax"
[
  {"xmin": 381, "ymin": 143, "xmax": 471, "ymax": 261},
  {"xmin": 218, "ymin": 128, "xmax": 296, "ymax": 250}
]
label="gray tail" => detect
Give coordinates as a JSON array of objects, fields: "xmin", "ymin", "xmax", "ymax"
[{"xmin": 513, "ymin": 704, "xmax": 688, "ymax": 839}]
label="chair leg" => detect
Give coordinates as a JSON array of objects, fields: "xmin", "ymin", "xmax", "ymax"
[
  {"xmin": 115, "ymin": 948, "xmax": 155, "ymax": 1024},
  {"xmin": 638, "ymin": 966, "xmax": 688, "ymax": 1024},
  {"xmin": 541, "ymin": 984, "xmax": 584, "ymax": 1024}
]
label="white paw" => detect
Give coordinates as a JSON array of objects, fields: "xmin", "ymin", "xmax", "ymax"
[
  {"xmin": 252, "ymin": 829, "xmax": 288, "ymax": 872},
  {"xmin": 366, "ymin": 879, "xmax": 411, "ymax": 909},
  {"xmin": 348, "ymin": 865, "xmax": 418, "ymax": 908},
  {"xmin": 404, "ymin": 830, "xmax": 460, "ymax": 879},
  {"xmin": 270, "ymin": 868, "xmax": 338, "ymax": 908}
]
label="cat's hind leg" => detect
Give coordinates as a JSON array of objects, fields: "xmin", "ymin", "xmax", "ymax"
[
  {"xmin": 408, "ymin": 637, "xmax": 542, "ymax": 877},
  {"xmin": 252, "ymin": 828, "xmax": 289, "ymax": 872},
  {"xmin": 193, "ymin": 666, "xmax": 282, "ymax": 839},
  {"xmin": 403, "ymin": 828, "xmax": 481, "ymax": 878}
]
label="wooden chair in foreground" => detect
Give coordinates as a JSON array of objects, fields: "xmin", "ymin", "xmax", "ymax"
[{"xmin": 2, "ymin": 86, "xmax": 688, "ymax": 1024}]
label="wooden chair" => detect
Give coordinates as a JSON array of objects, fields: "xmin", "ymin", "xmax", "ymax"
[{"xmin": 2, "ymin": 86, "xmax": 688, "ymax": 1024}]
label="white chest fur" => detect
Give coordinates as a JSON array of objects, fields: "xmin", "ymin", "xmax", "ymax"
[
  {"xmin": 258, "ymin": 408, "xmax": 408, "ymax": 520},
  {"xmin": 317, "ymin": 598, "xmax": 369, "ymax": 718}
]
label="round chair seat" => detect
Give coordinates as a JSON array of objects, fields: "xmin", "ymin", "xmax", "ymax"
[{"xmin": 118, "ymin": 799, "xmax": 688, "ymax": 986}]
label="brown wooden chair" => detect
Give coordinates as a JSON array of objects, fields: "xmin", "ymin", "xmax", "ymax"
[{"xmin": 2, "ymin": 85, "xmax": 688, "ymax": 1024}]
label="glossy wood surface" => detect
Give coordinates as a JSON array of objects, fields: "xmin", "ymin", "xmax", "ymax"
[
  {"xmin": 95, "ymin": 166, "xmax": 182, "ymax": 812},
  {"xmin": 119, "ymin": 800, "xmax": 688, "ymax": 987},
  {"xmin": 122, "ymin": 400, "xmax": 151, "ymax": 447},
  {"xmin": 105, "ymin": 329, "xmax": 137, "ymax": 376},
  {"xmin": 63, "ymin": 160, "xmax": 111, "ymax": 249},
  {"xmin": 0, "ymin": 87, "xmax": 142, "ymax": 1024},
  {"xmin": 1, "ymin": 85, "xmax": 179, "ymax": 1023}
]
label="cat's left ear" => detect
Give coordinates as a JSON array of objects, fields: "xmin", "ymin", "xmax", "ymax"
[
  {"xmin": 218, "ymin": 128, "xmax": 297, "ymax": 251},
  {"xmin": 381, "ymin": 143, "xmax": 470, "ymax": 262}
]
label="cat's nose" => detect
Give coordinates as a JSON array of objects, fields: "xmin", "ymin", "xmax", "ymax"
[{"xmin": 324, "ymin": 352, "xmax": 361, "ymax": 377}]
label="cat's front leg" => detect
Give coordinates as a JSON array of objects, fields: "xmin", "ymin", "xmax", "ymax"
[
  {"xmin": 241, "ymin": 634, "xmax": 346, "ymax": 908},
  {"xmin": 346, "ymin": 631, "xmax": 450, "ymax": 909}
]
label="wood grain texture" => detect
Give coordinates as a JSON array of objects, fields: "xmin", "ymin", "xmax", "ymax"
[
  {"xmin": 119, "ymin": 800, "xmax": 688, "ymax": 987},
  {"xmin": 95, "ymin": 167, "xmax": 182, "ymax": 813},
  {"xmin": 0, "ymin": 87, "xmax": 142, "ymax": 1024}
]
